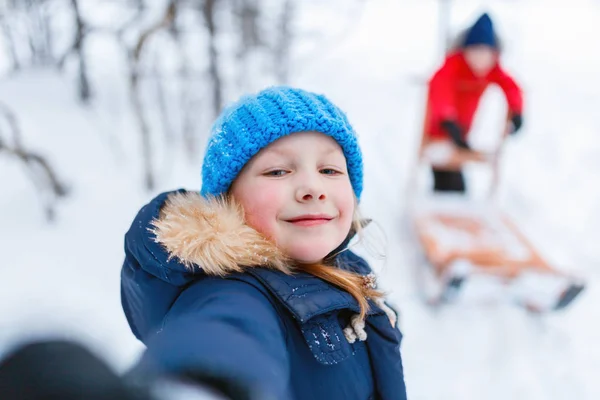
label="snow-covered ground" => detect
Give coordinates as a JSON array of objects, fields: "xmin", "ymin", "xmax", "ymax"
[{"xmin": 1, "ymin": 0, "xmax": 598, "ymax": 399}]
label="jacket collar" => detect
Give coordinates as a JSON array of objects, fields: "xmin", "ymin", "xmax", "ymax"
[{"xmin": 247, "ymin": 255, "xmax": 382, "ymax": 324}]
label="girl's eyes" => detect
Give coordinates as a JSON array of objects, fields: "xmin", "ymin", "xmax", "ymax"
[
  {"xmin": 262, "ymin": 168, "xmax": 343, "ymax": 176},
  {"xmin": 263, "ymin": 169, "xmax": 288, "ymax": 177},
  {"xmin": 320, "ymin": 168, "xmax": 342, "ymax": 175}
]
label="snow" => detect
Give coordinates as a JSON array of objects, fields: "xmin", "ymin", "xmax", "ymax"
[{"xmin": 1, "ymin": 0, "xmax": 599, "ymax": 399}]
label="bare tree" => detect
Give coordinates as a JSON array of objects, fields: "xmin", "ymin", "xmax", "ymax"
[
  {"xmin": 234, "ymin": 0, "xmax": 261, "ymax": 55},
  {"xmin": 1, "ymin": 0, "xmax": 53, "ymax": 67},
  {"xmin": 19, "ymin": 0, "xmax": 55, "ymax": 65},
  {"xmin": 152, "ymin": 53, "xmax": 175, "ymax": 143},
  {"xmin": 0, "ymin": 102, "xmax": 68, "ymax": 221},
  {"xmin": 128, "ymin": 0, "xmax": 177, "ymax": 191},
  {"xmin": 202, "ymin": 0, "xmax": 223, "ymax": 116},
  {"xmin": 58, "ymin": 0, "xmax": 92, "ymax": 103},
  {"xmin": 181, "ymin": 90, "xmax": 203, "ymax": 162},
  {"xmin": 115, "ymin": 0, "xmax": 147, "ymax": 40},
  {"xmin": 0, "ymin": 11, "xmax": 21, "ymax": 71},
  {"xmin": 70, "ymin": 0, "xmax": 91, "ymax": 103},
  {"xmin": 274, "ymin": 0, "xmax": 293, "ymax": 84},
  {"xmin": 166, "ymin": 21, "xmax": 204, "ymax": 162},
  {"xmin": 0, "ymin": 0, "xmax": 308, "ymax": 194},
  {"xmin": 231, "ymin": 0, "xmax": 263, "ymax": 90}
]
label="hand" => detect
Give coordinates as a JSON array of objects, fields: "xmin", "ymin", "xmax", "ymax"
[
  {"xmin": 454, "ymin": 147, "xmax": 490, "ymax": 164},
  {"xmin": 468, "ymin": 150, "xmax": 492, "ymax": 163},
  {"xmin": 440, "ymin": 120, "xmax": 470, "ymax": 150},
  {"xmin": 510, "ymin": 114, "xmax": 523, "ymax": 135}
]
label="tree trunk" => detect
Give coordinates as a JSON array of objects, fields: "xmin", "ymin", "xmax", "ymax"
[
  {"xmin": 129, "ymin": 0, "xmax": 177, "ymax": 191},
  {"xmin": 0, "ymin": 15, "xmax": 21, "ymax": 71},
  {"xmin": 202, "ymin": 0, "xmax": 222, "ymax": 117},
  {"xmin": 70, "ymin": 0, "xmax": 91, "ymax": 103},
  {"xmin": 274, "ymin": 0, "xmax": 293, "ymax": 84}
]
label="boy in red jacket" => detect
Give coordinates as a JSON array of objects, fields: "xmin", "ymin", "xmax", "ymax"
[{"xmin": 425, "ymin": 13, "xmax": 524, "ymax": 192}]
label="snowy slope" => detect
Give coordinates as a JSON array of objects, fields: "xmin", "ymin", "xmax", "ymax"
[{"xmin": 1, "ymin": 0, "xmax": 598, "ymax": 399}]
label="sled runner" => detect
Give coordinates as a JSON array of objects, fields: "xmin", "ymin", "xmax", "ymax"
[{"xmin": 407, "ymin": 108, "xmax": 584, "ymax": 312}]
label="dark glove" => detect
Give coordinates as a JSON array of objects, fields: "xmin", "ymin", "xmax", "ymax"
[
  {"xmin": 440, "ymin": 120, "xmax": 470, "ymax": 150},
  {"xmin": 510, "ymin": 114, "xmax": 523, "ymax": 135}
]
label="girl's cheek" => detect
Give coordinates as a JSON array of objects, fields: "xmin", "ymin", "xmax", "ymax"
[
  {"xmin": 245, "ymin": 213, "xmax": 273, "ymax": 239},
  {"xmin": 240, "ymin": 181, "xmax": 284, "ymax": 238},
  {"xmin": 335, "ymin": 181, "xmax": 356, "ymax": 216},
  {"xmin": 251, "ymin": 181, "xmax": 284, "ymax": 205}
]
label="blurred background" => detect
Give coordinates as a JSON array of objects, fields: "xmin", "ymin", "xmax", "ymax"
[{"xmin": 0, "ymin": 0, "xmax": 598, "ymax": 399}]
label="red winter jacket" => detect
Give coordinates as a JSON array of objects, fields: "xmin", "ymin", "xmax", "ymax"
[{"xmin": 425, "ymin": 52, "xmax": 523, "ymax": 140}]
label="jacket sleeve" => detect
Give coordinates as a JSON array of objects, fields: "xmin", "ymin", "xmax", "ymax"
[
  {"xmin": 490, "ymin": 64, "xmax": 524, "ymax": 115},
  {"xmin": 427, "ymin": 56, "xmax": 459, "ymax": 125},
  {"xmin": 138, "ymin": 276, "xmax": 292, "ymax": 400}
]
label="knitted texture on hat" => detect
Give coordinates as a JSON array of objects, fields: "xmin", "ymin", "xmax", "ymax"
[
  {"xmin": 201, "ymin": 86, "xmax": 363, "ymax": 199},
  {"xmin": 463, "ymin": 13, "xmax": 497, "ymax": 48}
]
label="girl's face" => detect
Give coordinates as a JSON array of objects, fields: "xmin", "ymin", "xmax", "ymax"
[
  {"xmin": 230, "ymin": 131, "xmax": 355, "ymax": 264},
  {"xmin": 464, "ymin": 45, "xmax": 497, "ymax": 77}
]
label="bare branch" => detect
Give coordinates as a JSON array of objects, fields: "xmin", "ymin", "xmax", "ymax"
[
  {"xmin": 116, "ymin": 1, "xmax": 147, "ymax": 39},
  {"xmin": 0, "ymin": 100, "xmax": 23, "ymax": 149},
  {"xmin": 0, "ymin": 102, "xmax": 68, "ymax": 221},
  {"xmin": 133, "ymin": 0, "xmax": 177, "ymax": 62}
]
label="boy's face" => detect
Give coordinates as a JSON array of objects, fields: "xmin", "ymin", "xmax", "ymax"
[
  {"xmin": 230, "ymin": 131, "xmax": 355, "ymax": 264},
  {"xmin": 464, "ymin": 45, "xmax": 497, "ymax": 77}
]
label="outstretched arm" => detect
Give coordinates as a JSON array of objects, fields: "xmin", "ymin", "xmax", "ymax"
[{"xmin": 139, "ymin": 277, "xmax": 291, "ymax": 400}]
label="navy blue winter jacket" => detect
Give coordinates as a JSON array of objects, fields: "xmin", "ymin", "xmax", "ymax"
[{"xmin": 121, "ymin": 190, "xmax": 407, "ymax": 399}]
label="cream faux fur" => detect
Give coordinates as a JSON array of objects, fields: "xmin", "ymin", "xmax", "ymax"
[{"xmin": 150, "ymin": 191, "xmax": 291, "ymax": 276}]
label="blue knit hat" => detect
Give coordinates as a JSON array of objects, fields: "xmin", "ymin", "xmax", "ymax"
[
  {"xmin": 463, "ymin": 13, "xmax": 497, "ymax": 48},
  {"xmin": 201, "ymin": 86, "xmax": 363, "ymax": 199}
]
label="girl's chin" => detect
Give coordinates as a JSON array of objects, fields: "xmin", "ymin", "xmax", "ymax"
[{"xmin": 285, "ymin": 246, "xmax": 335, "ymax": 265}]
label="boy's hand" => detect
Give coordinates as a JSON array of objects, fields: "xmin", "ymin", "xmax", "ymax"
[
  {"xmin": 510, "ymin": 114, "xmax": 523, "ymax": 134},
  {"xmin": 440, "ymin": 120, "xmax": 470, "ymax": 150}
]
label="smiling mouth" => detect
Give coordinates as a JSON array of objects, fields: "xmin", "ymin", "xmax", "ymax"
[{"xmin": 285, "ymin": 215, "xmax": 334, "ymax": 227}]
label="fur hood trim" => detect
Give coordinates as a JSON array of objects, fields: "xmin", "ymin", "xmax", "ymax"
[{"xmin": 150, "ymin": 192, "xmax": 291, "ymax": 276}]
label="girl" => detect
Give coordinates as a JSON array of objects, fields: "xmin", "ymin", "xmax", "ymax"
[
  {"xmin": 425, "ymin": 12, "xmax": 524, "ymax": 192},
  {"xmin": 121, "ymin": 86, "xmax": 407, "ymax": 399}
]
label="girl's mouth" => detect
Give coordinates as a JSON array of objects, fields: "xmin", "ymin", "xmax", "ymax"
[{"xmin": 285, "ymin": 214, "xmax": 334, "ymax": 227}]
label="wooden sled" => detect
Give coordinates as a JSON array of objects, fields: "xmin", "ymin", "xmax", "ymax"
[
  {"xmin": 408, "ymin": 102, "xmax": 584, "ymax": 312},
  {"xmin": 412, "ymin": 198, "xmax": 584, "ymax": 312}
]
